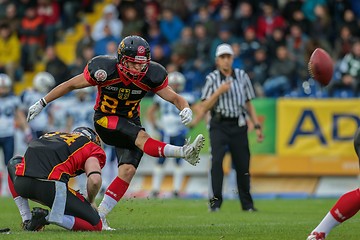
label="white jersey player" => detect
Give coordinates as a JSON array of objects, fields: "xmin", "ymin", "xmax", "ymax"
[
  {"xmin": 65, "ymin": 87, "xmax": 95, "ymax": 131},
  {"xmin": 21, "ymin": 72, "xmax": 55, "ymax": 138},
  {"xmin": 147, "ymin": 71, "xmax": 196, "ymax": 197},
  {"xmin": 0, "ymin": 74, "xmax": 31, "ymax": 196}
]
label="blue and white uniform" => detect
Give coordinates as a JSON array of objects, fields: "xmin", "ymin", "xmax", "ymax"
[
  {"xmin": 65, "ymin": 99, "xmax": 95, "ymax": 130},
  {"xmin": 47, "ymin": 96, "xmax": 78, "ymax": 132},
  {"xmin": 0, "ymin": 94, "xmax": 22, "ymax": 165},
  {"xmin": 21, "ymin": 89, "xmax": 51, "ymax": 138},
  {"xmin": 153, "ymin": 92, "xmax": 195, "ymax": 165}
]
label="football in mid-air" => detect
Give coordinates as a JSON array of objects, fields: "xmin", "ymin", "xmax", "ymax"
[{"xmin": 308, "ymin": 48, "xmax": 334, "ymax": 86}]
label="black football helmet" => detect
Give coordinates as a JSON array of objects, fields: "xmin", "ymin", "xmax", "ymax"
[
  {"xmin": 117, "ymin": 35, "xmax": 151, "ymax": 82},
  {"xmin": 72, "ymin": 127, "xmax": 101, "ymax": 146}
]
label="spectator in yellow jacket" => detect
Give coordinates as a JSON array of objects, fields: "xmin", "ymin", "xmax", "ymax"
[{"xmin": 0, "ymin": 23, "xmax": 20, "ymax": 82}]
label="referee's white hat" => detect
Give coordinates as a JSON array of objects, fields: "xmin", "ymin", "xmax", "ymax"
[{"xmin": 215, "ymin": 43, "xmax": 234, "ymax": 57}]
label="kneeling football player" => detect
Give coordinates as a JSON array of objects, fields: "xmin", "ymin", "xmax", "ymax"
[{"xmin": 7, "ymin": 127, "xmax": 106, "ymax": 231}]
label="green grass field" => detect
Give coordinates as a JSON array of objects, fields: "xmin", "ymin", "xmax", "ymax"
[{"xmin": 1, "ymin": 197, "xmax": 359, "ymax": 240}]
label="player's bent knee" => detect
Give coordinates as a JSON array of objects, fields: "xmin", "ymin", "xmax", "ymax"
[
  {"xmin": 118, "ymin": 164, "xmax": 136, "ymax": 179},
  {"xmin": 7, "ymin": 156, "xmax": 23, "ymax": 168},
  {"xmin": 7, "ymin": 156, "xmax": 23, "ymax": 182},
  {"xmin": 135, "ymin": 130, "xmax": 150, "ymax": 149}
]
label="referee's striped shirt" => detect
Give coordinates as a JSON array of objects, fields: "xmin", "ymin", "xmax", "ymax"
[{"xmin": 201, "ymin": 68, "xmax": 256, "ymax": 123}]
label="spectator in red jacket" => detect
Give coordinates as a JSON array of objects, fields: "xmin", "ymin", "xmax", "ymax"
[
  {"xmin": 19, "ymin": 5, "xmax": 44, "ymax": 71},
  {"xmin": 37, "ymin": 0, "xmax": 61, "ymax": 46},
  {"xmin": 256, "ymin": 2, "xmax": 286, "ymax": 42}
]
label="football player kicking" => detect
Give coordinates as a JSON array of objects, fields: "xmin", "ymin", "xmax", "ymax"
[
  {"xmin": 7, "ymin": 127, "xmax": 106, "ymax": 231},
  {"xmin": 307, "ymin": 127, "xmax": 360, "ymax": 240},
  {"xmin": 27, "ymin": 35, "xmax": 205, "ymax": 230}
]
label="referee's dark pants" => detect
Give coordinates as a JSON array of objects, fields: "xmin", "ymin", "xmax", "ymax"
[{"xmin": 209, "ymin": 118, "xmax": 254, "ymax": 210}]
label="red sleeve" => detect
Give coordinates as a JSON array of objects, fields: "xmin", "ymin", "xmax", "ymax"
[
  {"xmin": 153, "ymin": 76, "xmax": 168, "ymax": 93},
  {"xmin": 87, "ymin": 143, "xmax": 107, "ymax": 169},
  {"xmin": 50, "ymin": 3, "xmax": 61, "ymax": 24},
  {"xmin": 83, "ymin": 65, "xmax": 98, "ymax": 86},
  {"xmin": 72, "ymin": 142, "xmax": 107, "ymax": 170}
]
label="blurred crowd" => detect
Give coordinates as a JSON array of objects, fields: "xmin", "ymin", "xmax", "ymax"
[{"xmin": 1, "ymin": 0, "xmax": 360, "ymax": 98}]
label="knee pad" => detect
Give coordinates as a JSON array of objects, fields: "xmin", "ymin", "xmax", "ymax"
[{"xmin": 7, "ymin": 156, "xmax": 23, "ymax": 182}]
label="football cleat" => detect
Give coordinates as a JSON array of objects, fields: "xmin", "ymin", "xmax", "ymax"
[
  {"xmin": 101, "ymin": 215, "xmax": 115, "ymax": 231},
  {"xmin": 183, "ymin": 134, "xmax": 205, "ymax": 166},
  {"xmin": 307, "ymin": 232, "xmax": 326, "ymax": 240},
  {"xmin": 25, "ymin": 207, "xmax": 49, "ymax": 231},
  {"xmin": 172, "ymin": 191, "xmax": 179, "ymax": 198},
  {"xmin": 243, "ymin": 207, "xmax": 258, "ymax": 212},
  {"xmin": 209, "ymin": 197, "xmax": 221, "ymax": 212},
  {"xmin": 209, "ymin": 207, "xmax": 220, "ymax": 213},
  {"xmin": 150, "ymin": 191, "xmax": 159, "ymax": 198},
  {"xmin": 21, "ymin": 220, "xmax": 30, "ymax": 230}
]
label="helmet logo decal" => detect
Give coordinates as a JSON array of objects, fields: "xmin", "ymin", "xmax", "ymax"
[
  {"xmin": 94, "ymin": 69, "xmax": 107, "ymax": 82},
  {"xmin": 137, "ymin": 46, "xmax": 145, "ymax": 55},
  {"xmin": 118, "ymin": 41, "xmax": 125, "ymax": 54}
]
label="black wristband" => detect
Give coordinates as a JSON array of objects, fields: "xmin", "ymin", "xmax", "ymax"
[
  {"xmin": 87, "ymin": 171, "xmax": 101, "ymax": 177},
  {"xmin": 40, "ymin": 98, "xmax": 47, "ymax": 107},
  {"xmin": 254, "ymin": 124, "xmax": 261, "ymax": 130}
]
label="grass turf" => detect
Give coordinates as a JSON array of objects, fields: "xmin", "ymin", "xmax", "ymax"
[{"xmin": 0, "ymin": 197, "xmax": 359, "ymax": 239}]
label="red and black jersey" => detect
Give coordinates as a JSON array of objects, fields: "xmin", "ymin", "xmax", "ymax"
[
  {"xmin": 15, "ymin": 132, "xmax": 106, "ymax": 183},
  {"xmin": 83, "ymin": 55, "xmax": 168, "ymax": 118}
]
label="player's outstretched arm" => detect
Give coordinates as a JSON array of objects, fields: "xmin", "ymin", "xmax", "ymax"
[
  {"xmin": 27, "ymin": 74, "xmax": 91, "ymax": 121},
  {"xmin": 156, "ymin": 86, "xmax": 189, "ymax": 110},
  {"xmin": 43, "ymin": 74, "xmax": 91, "ymax": 103},
  {"xmin": 156, "ymin": 86, "xmax": 192, "ymax": 125}
]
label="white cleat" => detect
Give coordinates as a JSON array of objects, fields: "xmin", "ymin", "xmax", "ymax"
[
  {"xmin": 183, "ymin": 134, "xmax": 205, "ymax": 166},
  {"xmin": 101, "ymin": 215, "xmax": 115, "ymax": 231}
]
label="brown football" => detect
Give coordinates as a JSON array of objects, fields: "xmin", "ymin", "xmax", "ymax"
[{"xmin": 308, "ymin": 48, "xmax": 334, "ymax": 86}]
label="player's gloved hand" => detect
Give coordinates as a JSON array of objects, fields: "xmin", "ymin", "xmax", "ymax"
[
  {"xmin": 27, "ymin": 98, "xmax": 47, "ymax": 122},
  {"xmin": 179, "ymin": 107, "xmax": 193, "ymax": 125}
]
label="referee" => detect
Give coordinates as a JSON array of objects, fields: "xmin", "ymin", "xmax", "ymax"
[{"xmin": 201, "ymin": 43, "xmax": 264, "ymax": 212}]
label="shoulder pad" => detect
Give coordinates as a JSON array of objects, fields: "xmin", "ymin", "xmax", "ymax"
[
  {"xmin": 87, "ymin": 56, "xmax": 118, "ymax": 83},
  {"xmin": 146, "ymin": 61, "xmax": 167, "ymax": 85}
]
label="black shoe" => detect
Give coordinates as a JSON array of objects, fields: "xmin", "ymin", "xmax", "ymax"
[
  {"xmin": 25, "ymin": 207, "xmax": 49, "ymax": 231},
  {"xmin": 172, "ymin": 191, "xmax": 179, "ymax": 198},
  {"xmin": 209, "ymin": 197, "xmax": 222, "ymax": 209},
  {"xmin": 150, "ymin": 191, "xmax": 159, "ymax": 198},
  {"xmin": 21, "ymin": 220, "xmax": 30, "ymax": 230},
  {"xmin": 243, "ymin": 207, "xmax": 258, "ymax": 212},
  {"xmin": 209, "ymin": 207, "xmax": 220, "ymax": 212}
]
